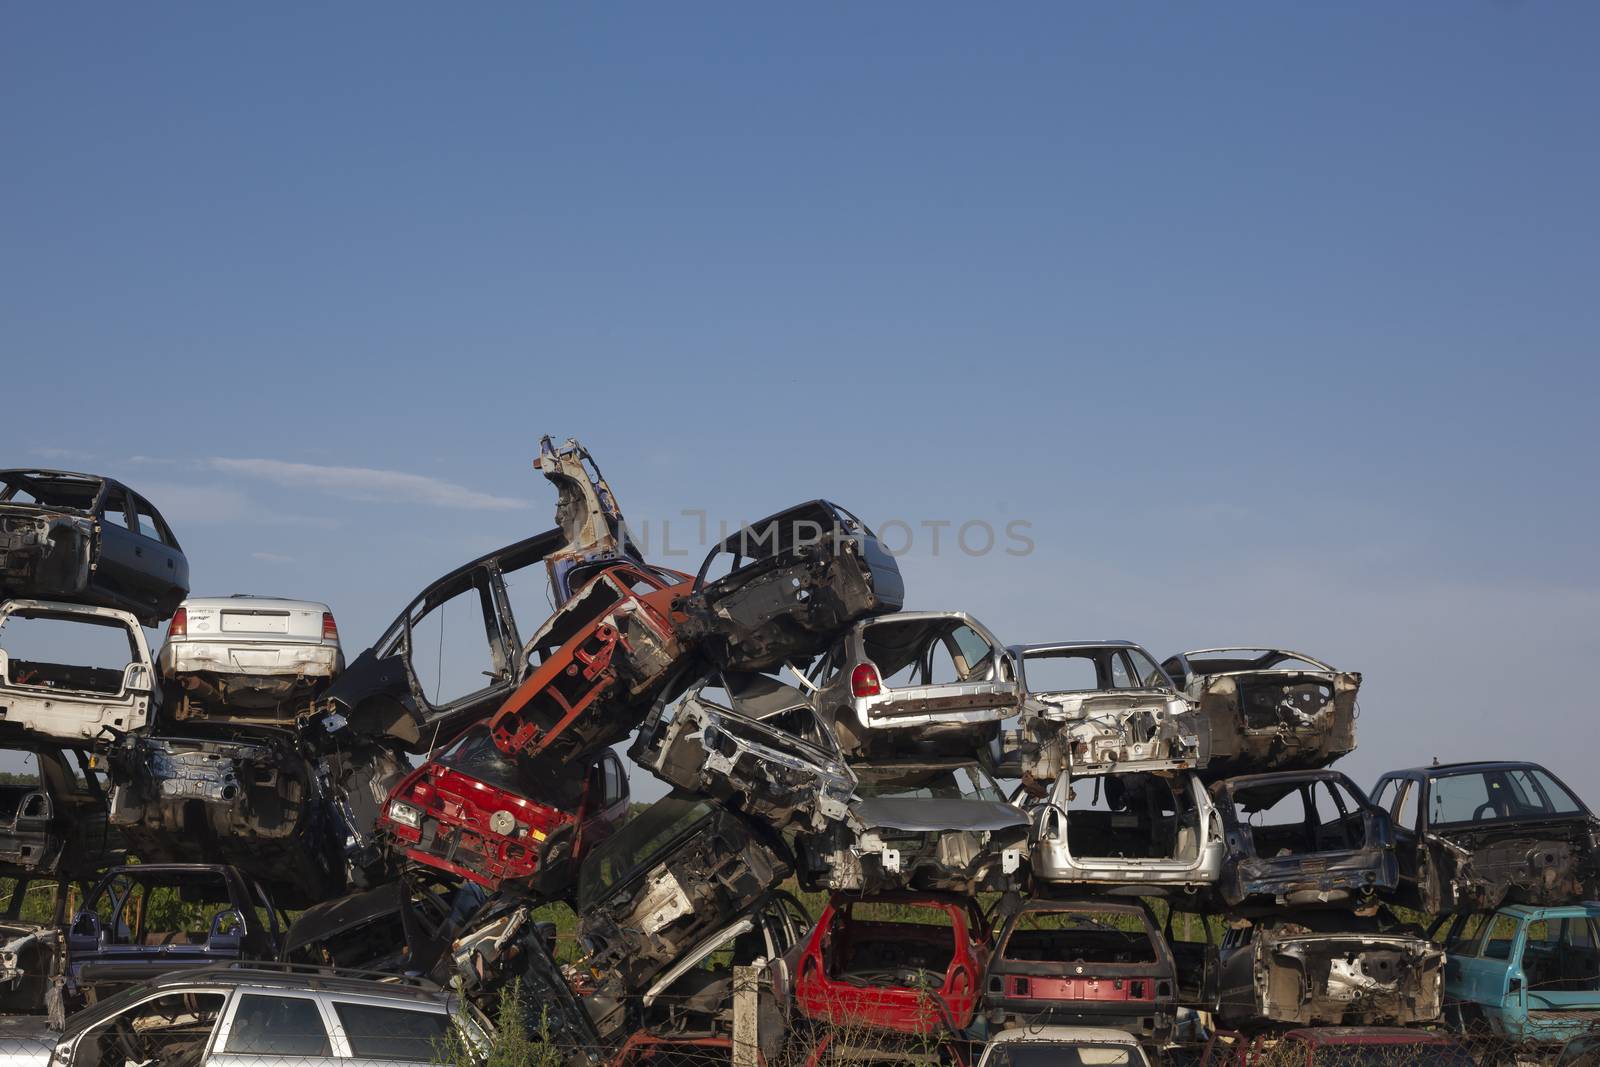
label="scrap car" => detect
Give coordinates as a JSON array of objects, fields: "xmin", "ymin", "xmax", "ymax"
[
  {"xmin": 1210, "ymin": 770, "xmax": 1398, "ymax": 910},
  {"xmin": 64, "ymin": 863, "xmax": 285, "ymax": 1006},
  {"xmin": 1434, "ymin": 901, "xmax": 1600, "ymax": 1044},
  {"xmin": 983, "ymin": 897, "xmax": 1177, "ymax": 1042},
  {"xmin": 104, "ymin": 728, "xmax": 346, "ymax": 907},
  {"xmin": 680, "ymin": 499, "xmax": 904, "ymax": 673},
  {"xmin": 1159, "ymin": 648, "xmax": 1359, "ymax": 779},
  {"xmin": 977, "ymin": 1026, "xmax": 1156, "ymax": 1067},
  {"xmin": 487, "ymin": 559, "xmax": 693, "ymax": 765},
  {"xmin": 159, "ymin": 594, "xmax": 343, "ymax": 725},
  {"xmin": 0, "ymin": 468, "xmax": 188, "ymax": 626},
  {"xmin": 630, "ymin": 668, "xmax": 857, "ymax": 834},
  {"xmin": 1029, "ymin": 769, "xmax": 1223, "ymax": 893},
  {"xmin": 1211, "ymin": 909, "xmax": 1443, "ymax": 1030},
  {"xmin": 1371, "ymin": 759, "xmax": 1600, "ymax": 913},
  {"xmin": 281, "ymin": 871, "xmax": 484, "ymax": 975},
  {"xmin": 1004, "ymin": 641, "xmax": 1207, "ymax": 786},
  {"xmin": 0, "ymin": 745, "xmax": 118, "ymax": 879},
  {"xmin": 0, "ymin": 599, "xmax": 155, "ymax": 744},
  {"xmin": 798, "ymin": 759, "xmax": 1029, "ymax": 895},
  {"xmin": 790, "ymin": 893, "xmax": 991, "ymax": 1037},
  {"xmin": 571, "ymin": 793, "xmax": 794, "ymax": 1039},
  {"xmin": 378, "ymin": 722, "xmax": 629, "ymax": 894},
  {"xmin": 805, "ymin": 611, "xmax": 1021, "ymax": 758}
]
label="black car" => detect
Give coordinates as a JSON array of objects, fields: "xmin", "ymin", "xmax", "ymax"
[
  {"xmin": 317, "ymin": 529, "xmax": 563, "ymax": 752},
  {"xmin": 1371, "ymin": 760, "xmax": 1600, "ymax": 913},
  {"xmin": 0, "ymin": 745, "xmax": 120, "ymax": 879},
  {"xmin": 65, "ymin": 863, "xmax": 285, "ymax": 1006},
  {"xmin": 1211, "ymin": 769, "xmax": 1398, "ymax": 909},
  {"xmin": 281, "ymin": 871, "xmax": 484, "ymax": 975},
  {"xmin": 679, "ymin": 500, "xmax": 904, "ymax": 672},
  {"xmin": 0, "ymin": 469, "xmax": 188, "ymax": 626},
  {"xmin": 983, "ymin": 897, "xmax": 1177, "ymax": 1041}
]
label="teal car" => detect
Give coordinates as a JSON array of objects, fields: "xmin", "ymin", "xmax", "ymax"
[{"xmin": 1436, "ymin": 902, "xmax": 1600, "ymax": 1043}]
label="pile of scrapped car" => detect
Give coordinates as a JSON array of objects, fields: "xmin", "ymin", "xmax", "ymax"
[{"xmin": 1, "ymin": 448, "xmax": 1598, "ymax": 1067}]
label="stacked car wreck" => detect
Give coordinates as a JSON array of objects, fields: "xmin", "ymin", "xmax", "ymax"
[{"xmin": 1, "ymin": 444, "xmax": 1597, "ymax": 1066}]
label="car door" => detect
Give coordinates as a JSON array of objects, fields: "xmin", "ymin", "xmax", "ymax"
[
  {"xmin": 324, "ymin": 995, "xmax": 458, "ymax": 1065},
  {"xmin": 93, "ymin": 484, "xmax": 145, "ymax": 604},
  {"xmin": 130, "ymin": 493, "xmax": 186, "ymax": 612},
  {"xmin": 207, "ymin": 989, "xmax": 335, "ymax": 1064},
  {"xmin": 400, "ymin": 564, "xmax": 519, "ymax": 738},
  {"xmin": 65, "ymin": 987, "xmax": 230, "ymax": 1067}
]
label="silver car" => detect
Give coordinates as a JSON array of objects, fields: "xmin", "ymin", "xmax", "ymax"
[
  {"xmin": 0, "ymin": 963, "xmax": 483, "ymax": 1066},
  {"xmin": 805, "ymin": 610, "xmax": 1021, "ymax": 758},
  {"xmin": 1005, "ymin": 640, "xmax": 1207, "ymax": 785},
  {"xmin": 1030, "ymin": 769, "xmax": 1223, "ymax": 891}
]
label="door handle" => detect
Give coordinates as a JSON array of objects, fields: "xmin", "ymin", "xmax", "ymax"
[{"xmin": 134, "ymin": 547, "xmax": 143, "ymax": 557}]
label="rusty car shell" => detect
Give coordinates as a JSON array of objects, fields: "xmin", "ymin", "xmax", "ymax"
[
  {"xmin": 489, "ymin": 561, "xmax": 693, "ymax": 765},
  {"xmin": 806, "ymin": 611, "xmax": 1020, "ymax": 758},
  {"xmin": 0, "ymin": 469, "xmax": 188, "ymax": 626},
  {"xmin": 1212, "ymin": 770, "xmax": 1398, "ymax": 910},
  {"xmin": 1371, "ymin": 760, "xmax": 1600, "ymax": 914},
  {"xmin": 316, "ymin": 529, "xmax": 564, "ymax": 752},
  {"xmin": 0, "ymin": 599, "xmax": 155, "ymax": 744},
  {"xmin": 572, "ymin": 794, "xmax": 793, "ymax": 1039},
  {"xmin": 798, "ymin": 760, "xmax": 1029, "ymax": 895},
  {"xmin": 104, "ymin": 729, "xmax": 345, "ymax": 907},
  {"xmin": 378, "ymin": 725, "xmax": 629, "ymax": 895},
  {"xmin": 1003, "ymin": 641, "xmax": 1208, "ymax": 786},
  {"xmin": 1159, "ymin": 648, "xmax": 1359, "ymax": 779},
  {"xmin": 982, "ymin": 897, "xmax": 1176, "ymax": 1041},
  {"xmin": 680, "ymin": 500, "xmax": 904, "ymax": 673},
  {"xmin": 1212, "ymin": 910, "xmax": 1443, "ymax": 1029},
  {"xmin": 630, "ymin": 670, "xmax": 857, "ymax": 835},
  {"xmin": 1030, "ymin": 770, "xmax": 1224, "ymax": 893},
  {"xmin": 0, "ymin": 746, "xmax": 118, "ymax": 879}
]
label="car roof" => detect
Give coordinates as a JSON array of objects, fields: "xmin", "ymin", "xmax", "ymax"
[
  {"xmin": 1383, "ymin": 759, "xmax": 1556, "ymax": 777},
  {"xmin": 0, "ymin": 468, "xmax": 111, "ymax": 486},
  {"xmin": 1011, "ymin": 641, "xmax": 1144, "ymax": 654},
  {"xmin": 136, "ymin": 963, "xmax": 444, "ymax": 999},
  {"xmin": 1487, "ymin": 902, "xmax": 1600, "ymax": 921},
  {"xmin": 985, "ymin": 1026, "xmax": 1140, "ymax": 1045}
]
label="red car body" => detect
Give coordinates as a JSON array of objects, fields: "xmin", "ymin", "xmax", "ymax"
[
  {"xmin": 378, "ymin": 723, "xmax": 630, "ymax": 892},
  {"xmin": 791, "ymin": 893, "xmax": 991, "ymax": 1036},
  {"xmin": 490, "ymin": 562, "xmax": 692, "ymax": 764}
]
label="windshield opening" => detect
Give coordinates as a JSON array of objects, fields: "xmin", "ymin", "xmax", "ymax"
[
  {"xmin": 853, "ymin": 763, "xmax": 1004, "ymax": 803},
  {"xmin": 577, "ymin": 796, "xmax": 711, "ymax": 910}
]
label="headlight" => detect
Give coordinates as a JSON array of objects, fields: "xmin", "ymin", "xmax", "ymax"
[{"xmin": 388, "ymin": 800, "xmax": 422, "ymax": 829}]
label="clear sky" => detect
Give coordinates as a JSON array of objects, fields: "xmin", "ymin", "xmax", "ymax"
[{"xmin": 3, "ymin": 4, "xmax": 1596, "ymax": 801}]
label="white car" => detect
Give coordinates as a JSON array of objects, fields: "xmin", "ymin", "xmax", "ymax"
[
  {"xmin": 0, "ymin": 599, "xmax": 155, "ymax": 742},
  {"xmin": 160, "ymin": 594, "xmax": 343, "ymax": 722},
  {"xmin": 978, "ymin": 1026, "xmax": 1153, "ymax": 1067}
]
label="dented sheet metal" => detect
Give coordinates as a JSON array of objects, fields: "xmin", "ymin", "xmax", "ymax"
[
  {"xmin": 1162, "ymin": 648, "xmax": 1359, "ymax": 779},
  {"xmin": 540, "ymin": 436, "xmax": 644, "ymax": 601},
  {"xmin": 630, "ymin": 671, "xmax": 857, "ymax": 834},
  {"xmin": 0, "ymin": 599, "xmax": 155, "ymax": 743}
]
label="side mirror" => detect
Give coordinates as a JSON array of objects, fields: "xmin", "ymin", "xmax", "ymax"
[
  {"xmin": 68, "ymin": 912, "xmax": 101, "ymax": 951},
  {"xmin": 209, "ymin": 908, "xmax": 246, "ymax": 947}
]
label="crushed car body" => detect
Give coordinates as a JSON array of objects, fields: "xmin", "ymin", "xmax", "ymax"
[
  {"xmin": 1030, "ymin": 769, "xmax": 1224, "ymax": 893},
  {"xmin": 798, "ymin": 759, "xmax": 1028, "ymax": 894},
  {"xmin": 488, "ymin": 560, "xmax": 692, "ymax": 765},
  {"xmin": 791, "ymin": 893, "xmax": 991, "ymax": 1036},
  {"xmin": 806, "ymin": 611, "xmax": 1020, "ymax": 758},
  {"xmin": 681, "ymin": 500, "xmax": 904, "ymax": 673},
  {"xmin": 64, "ymin": 863, "xmax": 284, "ymax": 1005},
  {"xmin": 1211, "ymin": 770, "xmax": 1398, "ymax": 910},
  {"xmin": 982, "ymin": 897, "xmax": 1177, "ymax": 1041},
  {"xmin": 0, "ymin": 745, "xmax": 118, "ymax": 879},
  {"xmin": 1160, "ymin": 648, "xmax": 1359, "ymax": 778},
  {"xmin": 159, "ymin": 594, "xmax": 343, "ymax": 725},
  {"xmin": 1371, "ymin": 760, "xmax": 1600, "ymax": 914},
  {"xmin": 1003, "ymin": 641, "xmax": 1207, "ymax": 786},
  {"xmin": 281, "ymin": 871, "xmax": 483, "ymax": 974},
  {"xmin": 378, "ymin": 724, "xmax": 629, "ymax": 894},
  {"xmin": 1212, "ymin": 909, "xmax": 1444, "ymax": 1029},
  {"xmin": 540, "ymin": 435, "xmax": 644, "ymax": 600},
  {"xmin": 0, "ymin": 469, "xmax": 188, "ymax": 626},
  {"xmin": 630, "ymin": 669, "xmax": 857, "ymax": 834},
  {"xmin": 104, "ymin": 729, "xmax": 345, "ymax": 906},
  {"xmin": 0, "ymin": 599, "xmax": 155, "ymax": 744},
  {"xmin": 571, "ymin": 793, "xmax": 793, "ymax": 1039}
]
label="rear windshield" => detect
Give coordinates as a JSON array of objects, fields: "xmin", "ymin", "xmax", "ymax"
[
  {"xmin": 0, "ymin": 610, "xmax": 140, "ymax": 694},
  {"xmin": 0, "ymin": 473, "xmax": 102, "ymax": 511},
  {"xmin": 1427, "ymin": 767, "xmax": 1587, "ymax": 827},
  {"xmin": 1022, "ymin": 646, "xmax": 1171, "ymax": 693},
  {"xmin": 577, "ymin": 796, "xmax": 711, "ymax": 911},
  {"xmin": 1000, "ymin": 908, "xmax": 1158, "ymax": 964},
  {"xmin": 435, "ymin": 728, "xmax": 585, "ymax": 809}
]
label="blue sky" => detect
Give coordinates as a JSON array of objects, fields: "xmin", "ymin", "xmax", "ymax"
[{"xmin": 3, "ymin": 4, "xmax": 1597, "ymax": 799}]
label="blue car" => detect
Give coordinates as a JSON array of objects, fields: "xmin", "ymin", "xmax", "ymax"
[{"xmin": 1436, "ymin": 902, "xmax": 1600, "ymax": 1043}]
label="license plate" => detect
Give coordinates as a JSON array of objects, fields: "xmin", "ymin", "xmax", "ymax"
[{"xmin": 222, "ymin": 612, "xmax": 289, "ymax": 634}]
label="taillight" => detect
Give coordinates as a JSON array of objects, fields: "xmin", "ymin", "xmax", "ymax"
[
  {"xmin": 168, "ymin": 608, "xmax": 187, "ymax": 638},
  {"xmin": 321, "ymin": 612, "xmax": 338, "ymax": 641},
  {"xmin": 851, "ymin": 663, "xmax": 881, "ymax": 697}
]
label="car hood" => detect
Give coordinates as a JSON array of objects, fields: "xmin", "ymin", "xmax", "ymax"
[
  {"xmin": 284, "ymin": 881, "xmax": 406, "ymax": 953},
  {"xmin": 850, "ymin": 797, "xmax": 1028, "ymax": 833}
]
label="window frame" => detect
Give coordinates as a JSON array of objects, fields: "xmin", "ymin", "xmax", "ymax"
[{"xmin": 219, "ymin": 991, "xmax": 333, "ymax": 1058}]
